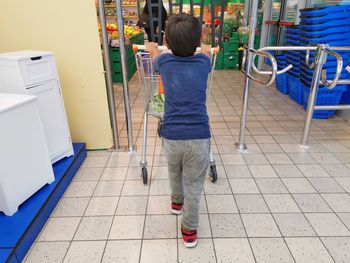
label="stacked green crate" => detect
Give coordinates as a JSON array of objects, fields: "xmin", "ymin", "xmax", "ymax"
[
  {"xmin": 222, "ymin": 35, "xmax": 239, "ymax": 70},
  {"xmin": 109, "ymin": 33, "xmax": 144, "ymax": 83},
  {"xmin": 215, "ymin": 50, "xmax": 224, "ymax": 70},
  {"xmin": 254, "ymin": 35, "xmax": 261, "ymax": 65}
]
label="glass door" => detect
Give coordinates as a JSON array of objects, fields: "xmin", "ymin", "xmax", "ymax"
[{"xmin": 258, "ymin": 0, "xmax": 304, "ymax": 67}]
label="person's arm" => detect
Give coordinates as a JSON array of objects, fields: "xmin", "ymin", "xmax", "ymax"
[
  {"xmin": 145, "ymin": 42, "xmax": 161, "ymax": 60},
  {"xmin": 201, "ymin": 44, "xmax": 211, "ymax": 58}
]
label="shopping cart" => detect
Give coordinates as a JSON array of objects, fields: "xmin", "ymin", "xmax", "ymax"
[{"xmin": 133, "ymin": 44, "xmax": 219, "ymax": 184}]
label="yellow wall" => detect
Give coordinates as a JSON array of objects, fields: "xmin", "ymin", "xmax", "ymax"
[{"xmin": 0, "ymin": 0, "xmax": 113, "ymax": 150}]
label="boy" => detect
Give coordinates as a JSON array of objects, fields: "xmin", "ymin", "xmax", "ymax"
[{"xmin": 145, "ymin": 14, "xmax": 212, "ymax": 248}]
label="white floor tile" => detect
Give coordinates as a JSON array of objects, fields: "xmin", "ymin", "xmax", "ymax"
[
  {"xmin": 297, "ymin": 164, "xmax": 330, "ymax": 178},
  {"xmin": 334, "ymin": 178, "xmax": 350, "ymax": 192},
  {"xmin": 64, "ymin": 181, "xmax": 97, "ymax": 198},
  {"xmin": 147, "ymin": 195, "xmax": 171, "ymax": 214},
  {"xmin": 149, "ymin": 179, "xmax": 170, "ymax": 195},
  {"xmin": 206, "ymin": 194, "xmax": 238, "ymax": 213},
  {"xmin": 255, "ymin": 178, "xmax": 288, "ymax": 194},
  {"xmin": 214, "ymin": 238, "xmax": 255, "ymax": 263},
  {"xmin": 116, "ymin": 196, "xmax": 148, "ymax": 215},
  {"xmin": 122, "ymin": 180, "xmax": 150, "ymax": 196},
  {"xmin": 305, "ymin": 213, "xmax": 350, "ymax": 236},
  {"xmin": 85, "ymin": 197, "xmax": 119, "ymax": 216},
  {"xmin": 100, "ymin": 167, "xmax": 128, "ymax": 180},
  {"xmin": 140, "ymin": 239, "xmax": 177, "ymax": 263},
  {"xmin": 293, "ymin": 194, "xmax": 332, "ymax": 213},
  {"xmin": 285, "ymin": 237, "xmax": 334, "ymax": 263},
  {"xmin": 178, "ymin": 238, "xmax": 216, "ymax": 263},
  {"xmin": 38, "ymin": 217, "xmax": 81, "ymax": 241},
  {"xmin": 93, "ymin": 181, "xmax": 124, "ymax": 197},
  {"xmin": 321, "ymin": 237, "xmax": 350, "ymax": 263},
  {"xmin": 241, "ymin": 214, "xmax": 281, "ymax": 237},
  {"xmin": 143, "ymin": 215, "xmax": 177, "ymax": 239},
  {"xmin": 109, "ymin": 215, "xmax": 145, "ymax": 239},
  {"xmin": 235, "ymin": 194, "xmax": 269, "ymax": 213},
  {"xmin": 82, "ymin": 156, "xmax": 110, "ymax": 168},
  {"xmin": 264, "ymin": 194, "xmax": 300, "ymax": 213},
  {"xmin": 63, "ymin": 241, "xmax": 106, "ymax": 263},
  {"xmin": 74, "ymin": 216, "xmax": 113, "ymax": 240},
  {"xmin": 249, "ymin": 165, "xmax": 278, "ymax": 178},
  {"xmin": 24, "ymin": 242, "xmax": 70, "ymax": 263},
  {"xmin": 309, "ymin": 178, "xmax": 346, "ymax": 193},
  {"xmin": 273, "ymin": 164, "xmax": 304, "ymax": 178},
  {"xmin": 205, "ymin": 178, "xmax": 233, "ymax": 194},
  {"xmin": 282, "ymin": 178, "xmax": 317, "ymax": 193},
  {"xmin": 74, "ymin": 167, "xmax": 103, "ymax": 181},
  {"xmin": 229, "ymin": 179, "xmax": 260, "ymax": 194},
  {"xmin": 209, "ymin": 214, "xmax": 245, "ymax": 238},
  {"xmin": 273, "ymin": 213, "xmax": 316, "ymax": 237},
  {"xmin": 225, "ymin": 165, "xmax": 252, "ymax": 179},
  {"xmin": 102, "ymin": 240, "xmax": 141, "ymax": 263},
  {"xmin": 52, "ymin": 198, "xmax": 90, "ymax": 217},
  {"xmin": 250, "ymin": 238, "xmax": 294, "ymax": 263}
]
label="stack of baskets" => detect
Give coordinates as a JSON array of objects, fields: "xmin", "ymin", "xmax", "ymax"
[
  {"xmin": 285, "ymin": 26, "xmax": 303, "ymax": 104},
  {"xmin": 299, "ymin": 5, "xmax": 350, "ymax": 118},
  {"xmin": 275, "ymin": 54, "xmax": 288, "ymax": 94}
]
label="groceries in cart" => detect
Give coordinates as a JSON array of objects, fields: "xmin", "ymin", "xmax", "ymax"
[{"xmin": 150, "ymin": 76, "xmax": 165, "ymax": 113}]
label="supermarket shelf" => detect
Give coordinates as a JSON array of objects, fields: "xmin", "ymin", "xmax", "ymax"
[{"xmin": 104, "ymin": 4, "xmax": 138, "ymax": 8}]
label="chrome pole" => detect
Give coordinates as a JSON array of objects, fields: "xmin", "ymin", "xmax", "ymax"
[
  {"xmin": 115, "ymin": 0, "xmax": 134, "ymax": 152},
  {"xmin": 98, "ymin": 0, "xmax": 120, "ymax": 149},
  {"xmin": 235, "ymin": 0, "xmax": 259, "ymax": 152},
  {"xmin": 300, "ymin": 44, "xmax": 326, "ymax": 147}
]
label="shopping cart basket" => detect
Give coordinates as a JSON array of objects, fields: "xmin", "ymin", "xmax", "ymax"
[{"xmin": 133, "ymin": 44, "xmax": 220, "ymax": 184}]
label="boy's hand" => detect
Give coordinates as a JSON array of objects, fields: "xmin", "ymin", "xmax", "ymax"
[
  {"xmin": 201, "ymin": 45, "xmax": 211, "ymax": 58},
  {"xmin": 145, "ymin": 42, "xmax": 161, "ymax": 60}
]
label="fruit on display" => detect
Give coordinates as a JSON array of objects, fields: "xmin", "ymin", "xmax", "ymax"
[{"xmin": 102, "ymin": 23, "xmax": 142, "ymax": 40}]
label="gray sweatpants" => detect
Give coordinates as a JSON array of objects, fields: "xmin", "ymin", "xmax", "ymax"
[{"xmin": 163, "ymin": 138, "xmax": 210, "ymax": 230}]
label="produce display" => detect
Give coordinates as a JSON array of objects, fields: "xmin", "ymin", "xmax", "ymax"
[{"xmin": 105, "ymin": 24, "xmax": 142, "ymax": 40}]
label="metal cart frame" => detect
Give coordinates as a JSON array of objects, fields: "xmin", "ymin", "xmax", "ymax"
[{"xmin": 133, "ymin": 44, "xmax": 219, "ymax": 184}]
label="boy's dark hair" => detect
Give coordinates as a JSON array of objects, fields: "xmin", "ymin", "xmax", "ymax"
[{"xmin": 165, "ymin": 14, "xmax": 201, "ymax": 57}]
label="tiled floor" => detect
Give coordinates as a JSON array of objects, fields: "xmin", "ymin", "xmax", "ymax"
[{"xmin": 25, "ymin": 71, "xmax": 350, "ymax": 262}]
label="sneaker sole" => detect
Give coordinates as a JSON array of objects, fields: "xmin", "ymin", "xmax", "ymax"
[
  {"xmin": 171, "ymin": 209, "xmax": 182, "ymax": 215},
  {"xmin": 183, "ymin": 239, "xmax": 198, "ymax": 248}
]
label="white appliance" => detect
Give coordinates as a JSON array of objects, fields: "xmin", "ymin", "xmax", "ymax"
[
  {"xmin": 0, "ymin": 93, "xmax": 55, "ymax": 216},
  {"xmin": 0, "ymin": 51, "xmax": 74, "ymax": 164}
]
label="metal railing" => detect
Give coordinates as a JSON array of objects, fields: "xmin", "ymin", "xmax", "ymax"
[
  {"xmin": 235, "ymin": 0, "xmax": 350, "ymax": 151},
  {"xmin": 236, "ymin": 43, "xmax": 350, "ymax": 151}
]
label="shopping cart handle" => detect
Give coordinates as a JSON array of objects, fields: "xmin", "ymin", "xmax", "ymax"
[{"xmin": 132, "ymin": 44, "xmax": 220, "ymax": 55}]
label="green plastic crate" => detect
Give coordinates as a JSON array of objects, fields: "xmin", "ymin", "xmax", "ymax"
[
  {"xmin": 112, "ymin": 69, "xmax": 134, "ymax": 83},
  {"xmin": 230, "ymin": 32, "xmax": 239, "ymax": 40},
  {"xmin": 223, "ymin": 52, "xmax": 239, "ymax": 69},
  {"xmin": 223, "ymin": 41, "xmax": 239, "ymax": 53},
  {"xmin": 215, "ymin": 50, "xmax": 224, "ymax": 70}
]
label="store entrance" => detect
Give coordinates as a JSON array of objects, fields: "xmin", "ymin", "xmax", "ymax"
[{"xmin": 258, "ymin": 0, "xmax": 303, "ymax": 67}]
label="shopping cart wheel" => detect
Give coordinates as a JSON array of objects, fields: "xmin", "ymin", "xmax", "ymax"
[
  {"xmin": 157, "ymin": 120, "xmax": 163, "ymax": 137},
  {"xmin": 142, "ymin": 167, "xmax": 148, "ymax": 184},
  {"xmin": 209, "ymin": 165, "xmax": 217, "ymax": 183}
]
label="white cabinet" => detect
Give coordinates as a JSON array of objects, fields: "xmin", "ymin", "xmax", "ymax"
[
  {"xmin": 0, "ymin": 93, "xmax": 55, "ymax": 216},
  {"xmin": 0, "ymin": 51, "xmax": 74, "ymax": 163}
]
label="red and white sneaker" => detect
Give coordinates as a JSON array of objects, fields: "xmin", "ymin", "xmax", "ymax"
[
  {"xmin": 170, "ymin": 202, "xmax": 183, "ymax": 215},
  {"xmin": 181, "ymin": 228, "xmax": 198, "ymax": 248}
]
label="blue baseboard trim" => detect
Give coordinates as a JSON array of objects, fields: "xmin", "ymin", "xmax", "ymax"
[{"xmin": 0, "ymin": 143, "xmax": 86, "ymax": 263}]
